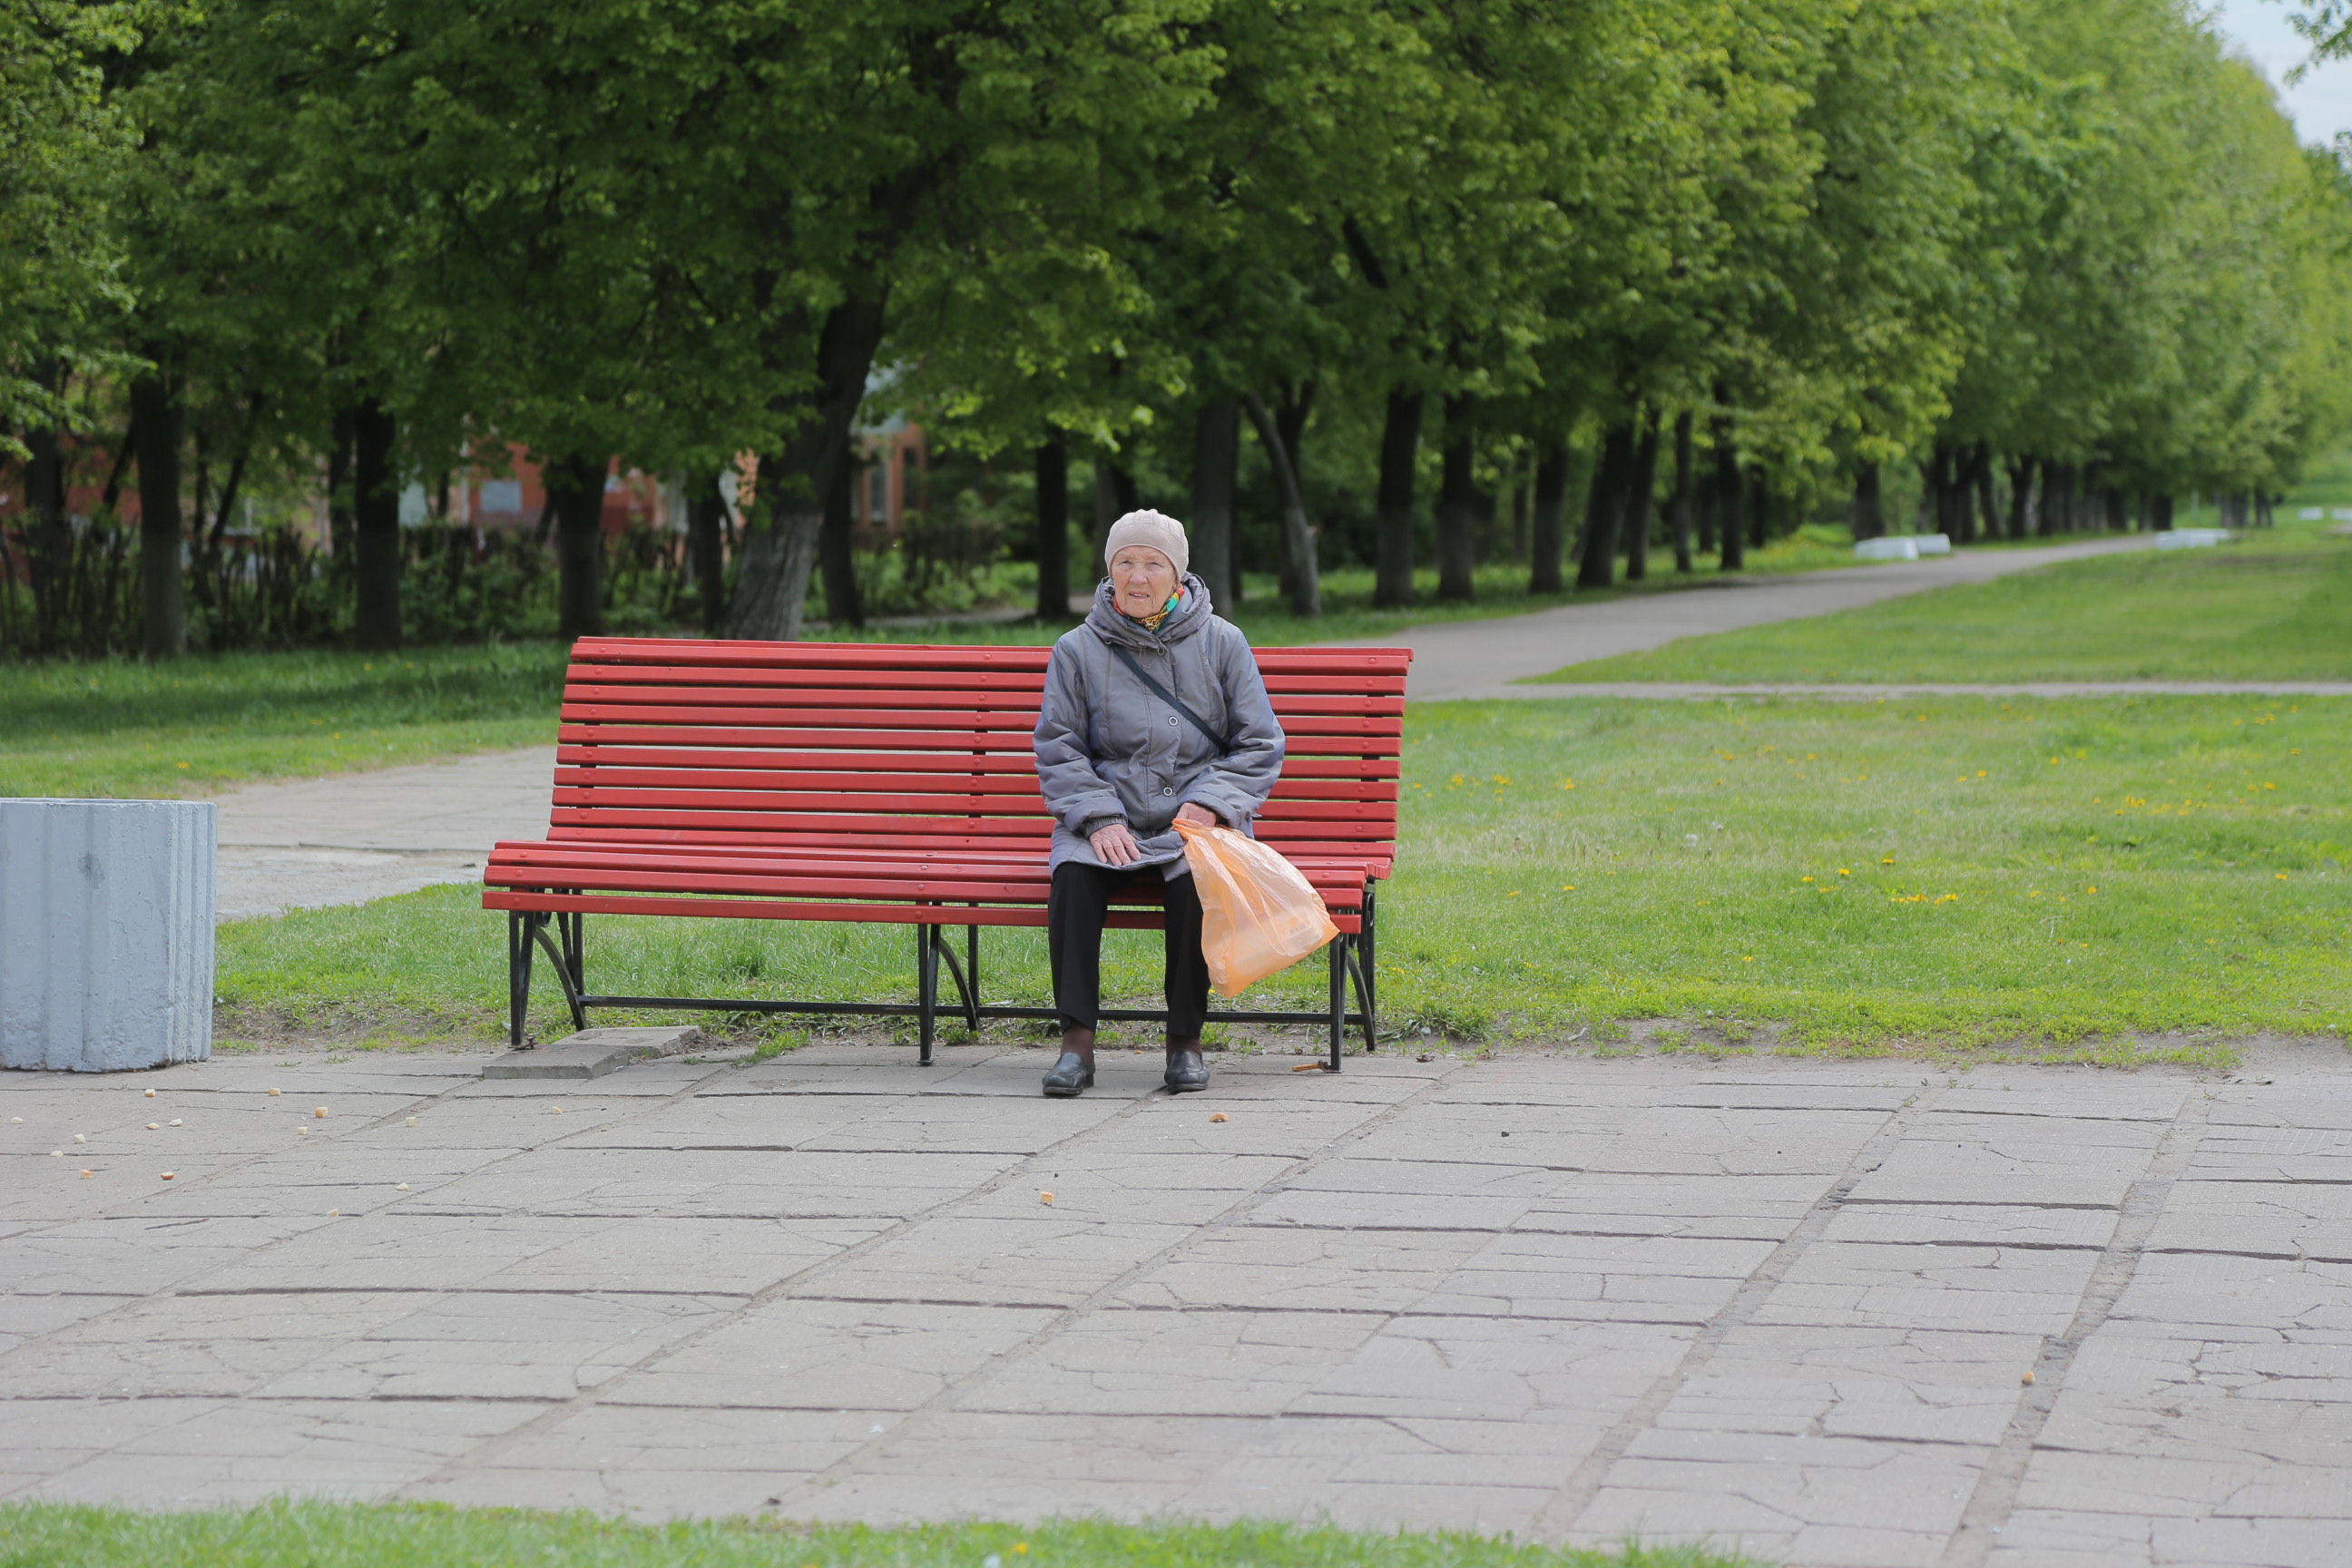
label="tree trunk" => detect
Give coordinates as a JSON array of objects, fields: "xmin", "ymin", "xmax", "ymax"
[
  {"xmin": 1529, "ymin": 436, "xmax": 1570, "ymax": 593},
  {"xmin": 1435, "ymin": 397, "xmax": 1478, "ymax": 601},
  {"xmin": 1670, "ymin": 412, "xmax": 1695, "ymax": 573},
  {"xmin": 23, "ymin": 365, "xmax": 70, "ymax": 654},
  {"xmin": 1712, "ymin": 417, "xmax": 1745, "ymax": 571},
  {"xmin": 1575, "ymin": 420, "xmax": 1635, "ymax": 591},
  {"xmin": 1374, "ymin": 387, "xmax": 1421, "ymax": 608},
  {"xmin": 818, "ymin": 443, "xmax": 863, "ymax": 629},
  {"xmin": 2151, "ymin": 494, "xmax": 2174, "ymax": 533},
  {"xmin": 1034, "ymin": 432, "xmax": 1070, "ymax": 620},
  {"xmin": 688, "ymin": 467, "xmax": 729, "ymax": 633},
  {"xmin": 1970, "ymin": 442, "xmax": 1996, "ymax": 544},
  {"xmin": 325, "ymin": 408, "xmax": 355, "ymax": 574},
  {"xmin": 350, "ymin": 397, "xmax": 401, "ymax": 650},
  {"xmin": 1241, "ymin": 390, "xmax": 1319, "ymax": 618},
  {"xmin": 1190, "ymin": 399, "xmax": 1239, "ymax": 610},
  {"xmin": 1850, "ymin": 459, "xmax": 1885, "ymax": 541},
  {"xmin": 1509, "ymin": 456, "xmax": 1531, "ymax": 564},
  {"xmin": 726, "ymin": 299, "xmax": 886, "ymax": 641},
  {"xmin": 1623, "ymin": 415, "xmax": 1660, "ymax": 582},
  {"xmin": 131, "ymin": 371, "xmax": 187, "ymax": 658},
  {"xmin": 1748, "ymin": 466, "xmax": 1770, "ymax": 552},
  {"xmin": 544, "ymin": 454, "xmax": 605, "ymax": 641},
  {"xmin": 2005, "ymin": 457, "xmax": 2034, "ymax": 539}
]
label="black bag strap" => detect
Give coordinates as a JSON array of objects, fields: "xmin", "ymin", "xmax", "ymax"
[{"xmin": 1106, "ymin": 642, "xmax": 1233, "ymax": 754}]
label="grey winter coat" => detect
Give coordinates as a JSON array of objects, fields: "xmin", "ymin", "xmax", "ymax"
[{"xmin": 1034, "ymin": 575, "xmax": 1285, "ymax": 879}]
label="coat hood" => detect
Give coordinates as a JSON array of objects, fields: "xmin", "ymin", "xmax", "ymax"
[{"xmin": 1084, "ymin": 573, "xmax": 1215, "ymax": 651}]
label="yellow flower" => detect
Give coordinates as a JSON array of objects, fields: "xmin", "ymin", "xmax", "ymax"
[
  {"xmin": 1836, "ymin": 868, "xmax": 1850, "ymax": 877},
  {"xmin": 1800, "ymin": 875, "xmax": 1814, "ymax": 884}
]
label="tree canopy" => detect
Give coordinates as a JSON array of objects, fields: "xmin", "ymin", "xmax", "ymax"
[{"xmin": 5, "ymin": 0, "xmax": 2349, "ymax": 650}]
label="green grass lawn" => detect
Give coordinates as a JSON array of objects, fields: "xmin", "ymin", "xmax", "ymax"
[
  {"xmin": 0, "ymin": 1504, "xmax": 1756, "ymax": 1568},
  {"xmin": 0, "ymin": 643, "xmax": 572, "ymax": 799},
  {"xmin": 1543, "ymin": 517, "xmax": 2352, "ymax": 685},
  {"xmin": 218, "ymin": 694, "xmax": 2352, "ymax": 1062}
]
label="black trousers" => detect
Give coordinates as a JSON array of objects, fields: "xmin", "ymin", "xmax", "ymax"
[{"xmin": 1048, "ymin": 862, "xmax": 1210, "ymax": 1040}]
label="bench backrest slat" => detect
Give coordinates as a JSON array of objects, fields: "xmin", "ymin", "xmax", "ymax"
[{"xmin": 545, "ymin": 638, "xmax": 1409, "ymax": 859}]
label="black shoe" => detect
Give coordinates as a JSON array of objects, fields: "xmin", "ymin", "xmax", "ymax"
[
  {"xmin": 1164, "ymin": 1046, "xmax": 1209, "ymax": 1093},
  {"xmin": 1043, "ymin": 1052, "xmax": 1095, "ymax": 1097}
]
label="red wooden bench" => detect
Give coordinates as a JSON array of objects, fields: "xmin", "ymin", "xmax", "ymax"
[{"xmin": 483, "ymin": 638, "xmax": 1410, "ymax": 1070}]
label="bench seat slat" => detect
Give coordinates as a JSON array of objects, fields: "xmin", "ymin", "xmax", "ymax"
[
  {"xmin": 485, "ymin": 888, "xmax": 1363, "ymax": 935},
  {"xmin": 550, "ymin": 745, "xmax": 1402, "ymax": 780},
  {"xmin": 550, "ymin": 769, "xmax": 1398, "ymax": 803}
]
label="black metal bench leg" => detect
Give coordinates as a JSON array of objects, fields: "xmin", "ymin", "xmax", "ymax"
[
  {"xmin": 1345, "ymin": 940, "xmax": 1377, "ymax": 1054},
  {"xmin": 559, "ymin": 912, "xmax": 586, "ymax": 1003},
  {"xmin": 1360, "ymin": 885, "xmax": 1378, "ymax": 1038},
  {"xmin": 507, "ymin": 912, "xmax": 534, "ymax": 1048},
  {"xmin": 530, "ymin": 916, "xmax": 588, "ymax": 1034},
  {"xmin": 916, "ymin": 922, "xmax": 937, "ymax": 1066},
  {"xmin": 966, "ymin": 924, "xmax": 981, "ymax": 1024},
  {"xmin": 934, "ymin": 927, "xmax": 979, "ymax": 1033},
  {"xmin": 1327, "ymin": 935, "xmax": 1347, "ymax": 1073}
]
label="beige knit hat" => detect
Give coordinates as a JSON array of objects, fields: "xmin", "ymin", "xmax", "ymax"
[{"xmin": 1103, "ymin": 509, "xmax": 1189, "ymax": 577}]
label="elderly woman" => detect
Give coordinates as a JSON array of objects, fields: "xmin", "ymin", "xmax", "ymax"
[{"xmin": 1033, "ymin": 509, "xmax": 1285, "ymax": 1098}]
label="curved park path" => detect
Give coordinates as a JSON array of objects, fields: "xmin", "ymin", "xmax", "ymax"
[{"xmin": 207, "ymin": 533, "xmax": 2352, "ymax": 919}]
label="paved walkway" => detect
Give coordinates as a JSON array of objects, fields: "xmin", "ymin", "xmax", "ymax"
[
  {"xmin": 1348, "ymin": 536, "xmax": 2161, "ymax": 700},
  {"xmin": 4, "ymin": 1041, "xmax": 2344, "ymax": 1565},
  {"xmin": 212, "ymin": 749, "xmax": 555, "ymax": 921}
]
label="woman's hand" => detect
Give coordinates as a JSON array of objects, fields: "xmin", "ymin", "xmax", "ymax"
[
  {"xmin": 1174, "ymin": 802, "xmax": 1220, "ymax": 828},
  {"xmin": 1089, "ymin": 821, "xmax": 1144, "ymax": 866}
]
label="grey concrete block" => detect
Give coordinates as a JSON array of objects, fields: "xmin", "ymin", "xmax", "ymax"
[
  {"xmin": 481, "ymin": 1025, "xmax": 707, "ymax": 1080},
  {"xmin": 0, "ymin": 798, "xmax": 215, "ymax": 1071}
]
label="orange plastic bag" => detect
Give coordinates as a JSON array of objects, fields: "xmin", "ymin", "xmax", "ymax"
[{"xmin": 1172, "ymin": 817, "xmax": 1339, "ymax": 996}]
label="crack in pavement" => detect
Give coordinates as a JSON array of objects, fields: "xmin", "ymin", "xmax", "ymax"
[
  {"xmin": 1524, "ymin": 1082, "xmax": 1945, "ymax": 1538},
  {"xmin": 1936, "ymin": 1085, "xmax": 2211, "ymax": 1568}
]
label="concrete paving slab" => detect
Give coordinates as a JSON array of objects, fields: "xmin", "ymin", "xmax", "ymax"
[
  {"xmin": 9, "ymin": 1043, "xmax": 2352, "ymax": 1563},
  {"xmin": 481, "ymin": 1025, "xmax": 707, "ymax": 1082}
]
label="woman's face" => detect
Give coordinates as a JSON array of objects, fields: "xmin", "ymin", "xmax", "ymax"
[{"xmin": 1110, "ymin": 546, "xmax": 1178, "ymax": 618}]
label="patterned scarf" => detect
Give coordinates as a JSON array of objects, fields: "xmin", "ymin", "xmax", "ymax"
[{"xmin": 1133, "ymin": 587, "xmax": 1183, "ymax": 632}]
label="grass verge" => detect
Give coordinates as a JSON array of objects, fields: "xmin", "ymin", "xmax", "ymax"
[
  {"xmin": 1542, "ymin": 519, "xmax": 2352, "ymax": 684},
  {"xmin": 216, "ymin": 695, "xmax": 2352, "ymax": 1063},
  {"xmin": 0, "ymin": 1503, "xmax": 1759, "ymax": 1568}
]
